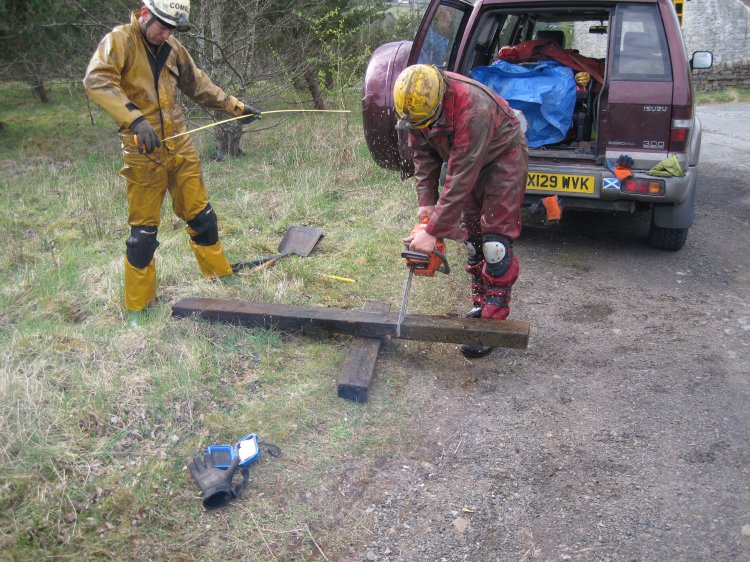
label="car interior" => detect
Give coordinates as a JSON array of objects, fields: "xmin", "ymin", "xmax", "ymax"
[{"xmin": 456, "ymin": 9, "xmax": 612, "ymax": 151}]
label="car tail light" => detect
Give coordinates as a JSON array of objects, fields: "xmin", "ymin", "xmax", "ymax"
[
  {"xmin": 621, "ymin": 178, "xmax": 665, "ymax": 195},
  {"xmin": 669, "ymin": 105, "xmax": 692, "ymax": 152}
]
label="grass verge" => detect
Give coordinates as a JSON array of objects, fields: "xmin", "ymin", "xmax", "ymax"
[
  {"xmin": 695, "ymin": 86, "xmax": 750, "ymax": 105},
  {"xmin": 0, "ymin": 81, "xmax": 456, "ymax": 560}
]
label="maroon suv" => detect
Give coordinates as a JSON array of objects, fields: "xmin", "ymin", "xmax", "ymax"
[{"xmin": 362, "ymin": 0, "xmax": 713, "ymax": 250}]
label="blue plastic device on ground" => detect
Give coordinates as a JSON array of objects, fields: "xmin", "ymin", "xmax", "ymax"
[{"xmin": 206, "ymin": 433, "xmax": 261, "ymax": 470}]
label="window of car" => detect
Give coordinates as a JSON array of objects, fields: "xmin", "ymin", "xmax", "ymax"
[
  {"xmin": 611, "ymin": 3, "xmax": 672, "ymax": 81},
  {"xmin": 532, "ymin": 18, "xmax": 609, "ymax": 60},
  {"xmin": 417, "ymin": 4, "xmax": 465, "ymax": 68},
  {"xmin": 497, "ymin": 14, "xmax": 520, "ymax": 47},
  {"xmin": 461, "ymin": 8, "xmax": 613, "ymax": 73},
  {"xmin": 459, "ymin": 12, "xmax": 521, "ymax": 71}
]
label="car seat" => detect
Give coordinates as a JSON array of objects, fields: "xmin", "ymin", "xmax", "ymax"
[{"xmin": 535, "ymin": 29, "xmax": 566, "ymax": 49}]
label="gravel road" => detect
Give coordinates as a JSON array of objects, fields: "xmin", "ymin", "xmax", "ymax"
[{"xmin": 340, "ymin": 104, "xmax": 750, "ymax": 562}]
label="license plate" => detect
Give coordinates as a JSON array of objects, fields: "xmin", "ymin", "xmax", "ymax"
[{"xmin": 526, "ymin": 172, "xmax": 595, "ymax": 194}]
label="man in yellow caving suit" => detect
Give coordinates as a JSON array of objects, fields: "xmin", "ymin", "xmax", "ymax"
[{"xmin": 83, "ymin": 0, "xmax": 260, "ymax": 317}]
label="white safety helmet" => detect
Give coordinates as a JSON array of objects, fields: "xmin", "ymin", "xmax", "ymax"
[{"xmin": 143, "ymin": 0, "xmax": 191, "ymax": 32}]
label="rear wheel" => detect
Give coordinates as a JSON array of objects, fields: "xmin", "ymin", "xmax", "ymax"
[{"xmin": 648, "ymin": 219, "xmax": 689, "ymax": 251}]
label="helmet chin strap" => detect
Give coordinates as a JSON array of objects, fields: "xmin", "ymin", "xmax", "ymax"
[
  {"xmin": 140, "ymin": 12, "xmax": 168, "ymax": 46},
  {"xmin": 141, "ymin": 11, "xmax": 155, "ymax": 26}
]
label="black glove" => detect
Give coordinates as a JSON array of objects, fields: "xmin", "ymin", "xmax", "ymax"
[
  {"xmin": 130, "ymin": 117, "xmax": 161, "ymax": 154},
  {"xmin": 615, "ymin": 154, "xmax": 634, "ymax": 168},
  {"xmin": 238, "ymin": 101, "xmax": 261, "ymax": 125},
  {"xmin": 188, "ymin": 452, "xmax": 249, "ymax": 510}
]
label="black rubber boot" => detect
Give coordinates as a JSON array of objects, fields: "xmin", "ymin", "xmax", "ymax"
[
  {"xmin": 459, "ymin": 306, "xmax": 493, "ymax": 358},
  {"xmin": 462, "ymin": 305, "xmax": 482, "ymax": 318}
]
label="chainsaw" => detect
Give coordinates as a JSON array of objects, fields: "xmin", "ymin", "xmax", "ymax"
[{"xmin": 397, "ymin": 222, "xmax": 450, "ymax": 337}]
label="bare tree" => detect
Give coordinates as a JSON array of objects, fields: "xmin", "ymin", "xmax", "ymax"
[
  {"xmin": 0, "ymin": 0, "xmax": 392, "ymax": 156},
  {"xmin": 0, "ymin": 0, "xmax": 128, "ymax": 102},
  {"xmin": 184, "ymin": 0, "xmax": 388, "ymax": 158},
  {"xmin": 185, "ymin": 0, "xmax": 281, "ymax": 158}
]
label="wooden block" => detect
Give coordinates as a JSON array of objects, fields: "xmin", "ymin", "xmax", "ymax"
[
  {"xmin": 337, "ymin": 301, "xmax": 390, "ymax": 403},
  {"xmin": 172, "ymin": 297, "xmax": 530, "ymax": 348}
]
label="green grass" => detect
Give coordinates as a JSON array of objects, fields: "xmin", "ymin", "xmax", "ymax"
[
  {"xmin": 9, "ymin": 74, "xmax": 742, "ymax": 559},
  {"xmin": 696, "ymin": 86, "xmax": 750, "ymax": 105},
  {"xmin": 0, "ymin": 80, "xmax": 441, "ymax": 560}
]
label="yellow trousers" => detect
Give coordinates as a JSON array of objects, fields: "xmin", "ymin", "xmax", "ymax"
[{"xmin": 120, "ymin": 140, "xmax": 231, "ymax": 311}]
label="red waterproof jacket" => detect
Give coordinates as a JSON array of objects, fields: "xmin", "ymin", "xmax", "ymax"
[{"xmin": 409, "ymin": 72, "xmax": 527, "ymax": 241}]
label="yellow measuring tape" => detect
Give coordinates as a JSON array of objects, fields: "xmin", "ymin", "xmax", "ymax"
[
  {"xmin": 317, "ymin": 273, "xmax": 356, "ymax": 284},
  {"xmin": 162, "ymin": 109, "xmax": 351, "ymax": 142}
]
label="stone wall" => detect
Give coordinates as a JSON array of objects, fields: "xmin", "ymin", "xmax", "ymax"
[
  {"xmin": 683, "ymin": 0, "xmax": 749, "ymax": 64},
  {"xmin": 570, "ymin": 0, "xmax": 749, "ymax": 66},
  {"xmin": 692, "ymin": 58, "xmax": 750, "ymax": 91}
]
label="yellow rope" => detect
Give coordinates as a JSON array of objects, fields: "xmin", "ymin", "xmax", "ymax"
[{"xmin": 162, "ymin": 109, "xmax": 351, "ymax": 142}]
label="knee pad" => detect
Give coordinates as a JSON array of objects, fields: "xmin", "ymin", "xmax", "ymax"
[
  {"xmin": 465, "ymin": 235, "xmax": 484, "ymax": 266},
  {"xmin": 126, "ymin": 226, "xmax": 159, "ymax": 269},
  {"xmin": 482, "ymin": 234, "xmax": 513, "ymax": 276},
  {"xmin": 187, "ymin": 204, "xmax": 219, "ymax": 246},
  {"xmin": 481, "ymin": 255, "xmax": 519, "ymax": 320}
]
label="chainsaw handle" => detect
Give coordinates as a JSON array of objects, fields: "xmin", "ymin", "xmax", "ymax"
[
  {"xmin": 401, "ymin": 247, "xmax": 450, "ymax": 275},
  {"xmin": 432, "ymin": 249, "xmax": 450, "ymax": 274}
]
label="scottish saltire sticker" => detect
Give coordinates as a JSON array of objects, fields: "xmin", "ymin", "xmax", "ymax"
[{"xmin": 603, "ymin": 177, "xmax": 620, "ymax": 190}]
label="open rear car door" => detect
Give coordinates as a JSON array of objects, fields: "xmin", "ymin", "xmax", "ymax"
[{"xmin": 362, "ymin": 0, "xmax": 473, "ymax": 178}]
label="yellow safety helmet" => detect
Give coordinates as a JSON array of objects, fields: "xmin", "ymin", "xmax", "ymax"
[{"xmin": 393, "ymin": 64, "xmax": 446, "ymax": 130}]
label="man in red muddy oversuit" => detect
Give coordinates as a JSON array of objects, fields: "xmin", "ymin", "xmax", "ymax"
[{"xmin": 395, "ymin": 64, "xmax": 528, "ymax": 358}]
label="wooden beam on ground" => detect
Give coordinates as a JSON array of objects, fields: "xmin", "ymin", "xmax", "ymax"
[
  {"xmin": 172, "ymin": 297, "xmax": 530, "ymax": 348},
  {"xmin": 337, "ymin": 301, "xmax": 390, "ymax": 404}
]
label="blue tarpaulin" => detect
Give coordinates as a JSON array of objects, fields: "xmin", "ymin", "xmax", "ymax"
[{"xmin": 471, "ymin": 60, "xmax": 576, "ymax": 148}]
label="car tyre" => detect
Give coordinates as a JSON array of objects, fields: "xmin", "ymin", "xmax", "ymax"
[{"xmin": 648, "ymin": 220, "xmax": 689, "ymax": 251}]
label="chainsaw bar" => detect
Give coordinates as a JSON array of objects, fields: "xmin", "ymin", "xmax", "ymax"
[{"xmin": 396, "ymin": 266, "xmax": 414, "ymax": 338}]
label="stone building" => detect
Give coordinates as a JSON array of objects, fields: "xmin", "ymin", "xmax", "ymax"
[
  {"xmin": 685, "ymin": 0, "xmax": 750, "ymax": 91},
  {"xmin": 683, "ymin": 0, "xmax": 749, "ymax": 63}
]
